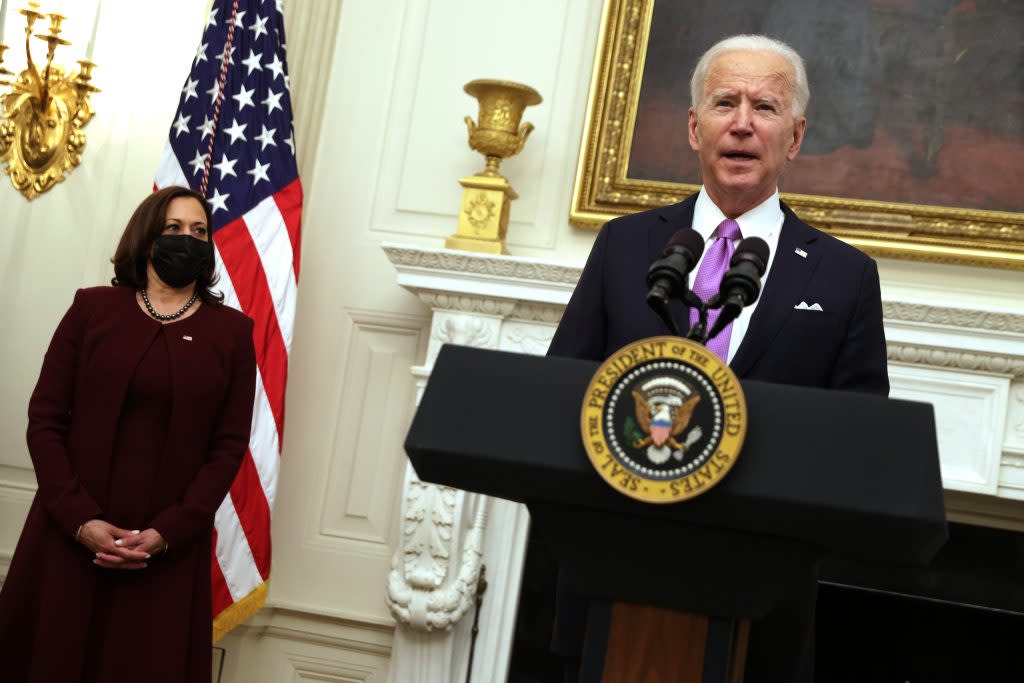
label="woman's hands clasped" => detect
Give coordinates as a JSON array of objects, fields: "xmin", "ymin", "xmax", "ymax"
[{"xmin": 77, "ymin": 520, "xmax": 167, "ymax": 570}]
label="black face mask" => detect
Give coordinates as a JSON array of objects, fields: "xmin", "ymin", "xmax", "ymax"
[{"xmin": 150, "ymin": 234, "xmax": 212, "ymax": 288}]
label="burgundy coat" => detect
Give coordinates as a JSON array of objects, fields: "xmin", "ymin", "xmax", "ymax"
[{"xmin": 0, "ymin": 286, "xmax": 256, "ymax": 682}]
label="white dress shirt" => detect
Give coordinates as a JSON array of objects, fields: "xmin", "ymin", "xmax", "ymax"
[{"xmin": 687, "ymin": 187, "xmax": 783, "ymax": 364}]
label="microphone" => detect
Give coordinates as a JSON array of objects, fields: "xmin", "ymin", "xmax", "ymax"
[
  {"xmin": 704, "ymin": 237, "xmax": 770, "ymax": 343},
  {"xmin": 646, "ymin": 229, "xmax": 705, "ymax": 336},
  {"xmin": 646, "ymin": 229, "xmax": 705, "ymax": 307}
]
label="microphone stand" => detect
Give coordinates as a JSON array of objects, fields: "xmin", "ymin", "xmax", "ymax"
[
  {"xmin": 682, "ymin": 289, "xmax": 708, "ymax": 342},
  {"xmin": 649, "ymin": 296, "xmax": 682, "ymax": 337},
  {"xmin": 649, "ymin": 287, "xmax": 708, "ymax": 340}
]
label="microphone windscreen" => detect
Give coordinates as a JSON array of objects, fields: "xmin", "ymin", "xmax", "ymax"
[
  {"xmin": 664, "ymin": 228, "xmax": 705, "ymax": 261},
  {"xmin": 731, "ymin": 237, "xmax": 770, "ymax": 274}
]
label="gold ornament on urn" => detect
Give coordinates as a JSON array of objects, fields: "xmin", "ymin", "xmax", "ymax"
[{"xmin": 446, "ymin": 79, "xmax": 542, "ymax": 254}]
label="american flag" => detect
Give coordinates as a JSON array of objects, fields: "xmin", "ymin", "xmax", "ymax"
[{"xmin": 155, "ymin": 0, "xmax": 301, "ymax": 640}]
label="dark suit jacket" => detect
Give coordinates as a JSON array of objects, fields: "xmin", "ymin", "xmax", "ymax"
[
  {"xmin": 549, "ymin": 194, "xmax": 889, "ymax": 395},
  {"xmin": 546, "ymin": 194, "xmax": 889, "ymax": 682}
]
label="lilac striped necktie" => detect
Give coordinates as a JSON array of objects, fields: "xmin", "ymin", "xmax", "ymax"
[{"xmin": 689, "ymin": 219, "xmax": 742, "ymax": 361}]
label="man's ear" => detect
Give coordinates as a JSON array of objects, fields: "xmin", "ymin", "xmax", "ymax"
[
  {"xmin": 787, "ymin": 116, "xmax": 807, "ymax": 160},
  {"xmin": 688, "ymin": 107, "xmax": 700, "ymax": 152}
]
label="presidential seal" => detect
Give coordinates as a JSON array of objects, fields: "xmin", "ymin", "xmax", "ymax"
[{"xmin": 580, "ymin": 336, "xmax": 747, "ymax": 503}]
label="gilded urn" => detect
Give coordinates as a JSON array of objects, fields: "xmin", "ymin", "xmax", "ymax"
[{"xmin": 463, "ymin": 79, "xmax": 542, "ymax": 178}]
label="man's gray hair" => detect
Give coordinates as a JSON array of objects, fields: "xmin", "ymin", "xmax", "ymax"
[{"xmin": 690, "ymin": 35, "xmax": 810, "ymax": 118}]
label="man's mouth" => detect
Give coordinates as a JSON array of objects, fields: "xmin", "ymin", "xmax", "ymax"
[{"xmin": 723, "ymin": 151, "xmax": 758, "ymax": 161}]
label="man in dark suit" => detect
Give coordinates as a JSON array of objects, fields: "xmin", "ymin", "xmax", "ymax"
[{"xmin": 546, "ymin": 34, "xmax": 888, "ymax": 682}]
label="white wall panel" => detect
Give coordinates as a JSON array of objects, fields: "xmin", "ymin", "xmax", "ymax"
[
  {"xmin": 217, "ymin": 610, "xmax": 392, "ymax": 683},
  {"xmin": 370, "ymin": 0, "xmax": 604, "ymax": 255},
  {"xmin": 393, "ymin": 1, "xmax": 570, "ymax": 220},
  {"xmin": 271, "ymin": 306, "xmax": 426, "ymax": 624},
  {"xmin": 320, "ymin": 311, "xmax": 425, "ymax": 546}
]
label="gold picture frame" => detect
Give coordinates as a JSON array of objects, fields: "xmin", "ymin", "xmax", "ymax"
[{"xmin": 570, "ymin": 0, "xmax": 1024, "ymax": 270}]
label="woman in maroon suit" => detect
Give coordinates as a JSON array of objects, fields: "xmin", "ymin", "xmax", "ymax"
[{"xmin": 0, "ymin": 186, "xmax": 257, "ymax": 682}]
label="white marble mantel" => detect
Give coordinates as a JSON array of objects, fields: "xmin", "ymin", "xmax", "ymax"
[{"xmin": 382, "ymin": 242, "xmax": 1024, "ymax": 683}]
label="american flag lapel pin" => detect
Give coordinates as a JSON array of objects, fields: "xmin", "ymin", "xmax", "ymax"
[
  {"xmin": 183, "ymin": 335, "xmax": 193, "ymax": 341},
  {"xmin": 795, "ymin": 248, "xmax": 808, "ymax": 258}
]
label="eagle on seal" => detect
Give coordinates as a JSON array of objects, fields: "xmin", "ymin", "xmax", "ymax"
[{"xmin": 631, "ymin": 390, "xmax": 701, "ymax": 463}]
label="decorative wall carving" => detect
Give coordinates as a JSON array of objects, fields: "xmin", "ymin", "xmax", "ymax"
[
  {"xmin": 510, "ymin": 301, "xmax": 565, "ymax": 324},
  {"xmin": 884, "ymin": 302, "xmax": 1024, "ymax": 334},
  {"xmin": 433, "ymin": 314, "xmax": 499, "ymax": 349},
  {"xmin": 500, "ymin": 322, "xmax": 556, "ymax": 356},
  {"xmin": 384, "ymin": 244, "xmax": 582, "ymax": 285},
  {"xmin": 418, "ymin": 292, "xmax": 516, "ymax": 318},
  {"xmin": 387, "ymin": 295, "xmax": 499, "ymax": 633},
  {"xmin": 402, "ymin": 483, "xmax": 456, "ymax": 592},
  {"xmin": 888, "ymin": 343, "xmax": 1024, "ymax": 378},
  {"xmin": 385, "ymin": 483, "xmax": 488, "ymax": 631}
]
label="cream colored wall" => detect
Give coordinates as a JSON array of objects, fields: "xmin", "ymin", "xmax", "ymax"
[{"xmin": 2, "ymin": 2, "xmax": 1023, "ymax": 682}]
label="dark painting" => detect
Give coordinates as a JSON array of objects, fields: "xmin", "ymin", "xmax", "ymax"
[{"xmin": 630, "ymin": 0, "xmax": 1024, "ymax": 213}]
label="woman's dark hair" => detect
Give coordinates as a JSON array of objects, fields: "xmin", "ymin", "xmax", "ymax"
[{"xmin": 111, "ymin": 186, "xmax": 224, "ymax": 304}]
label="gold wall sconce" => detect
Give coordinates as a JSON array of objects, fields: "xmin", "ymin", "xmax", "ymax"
[
  {"xmin": 446, "ymin": 79, "xmax": 542, "ymax": 255},
  {"xmin": 0, "ymin": 1, "xmax": 100, "ymax": 200}
]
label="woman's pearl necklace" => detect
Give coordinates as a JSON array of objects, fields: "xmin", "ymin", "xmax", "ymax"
[{"xmin": 140, "ymin": 288, "xmax": 198, "ymax": 321}]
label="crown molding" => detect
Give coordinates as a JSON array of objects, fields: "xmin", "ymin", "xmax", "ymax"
[
  {"xmin": 383, "ymin": 242, "xmax": 579, "ymax": 306},
  {"xmin": 884, "ymin": 301, "xmax": 1024, "ymax": 335},
  {"xmin": 888, "ymin": 343, "xmax": 1024, "ymax": 378}
]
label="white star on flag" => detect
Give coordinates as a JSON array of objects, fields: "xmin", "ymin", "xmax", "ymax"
[
  {"xmin": 233, "ymin": 10, "xmax": 247, "ymax": 28},
  {"xmin": 173, "ymin": 113, "xmax": 192, "ymax": 138},
  {"xmin": 206, "ymin": 187, "xmax": 230, "ymax": 213},
  {"xmin": 213, "ymin": 153, "xmax": 238, "ymax": 179},
  {"xmin": 224, "ymin": 119, "xmax": 248, "ymax": 144},
  {"xmin": 263, "ymin": 90, "xmax": 283, "ymax": 114},
  {"xmin": 188, "ymin": 150, "xmax": 206, "ymax": 175},
  {"xmin": 195, "ymin": 42, "xmax": 208, "ymax": 63},
  {"xmin": 182, "ymin": 77, "xmax": 199, "ymax": 102},
  {"xmin": 242, "ymin": 50, "xmax": 262, "ymax": 75},
  {"xmin": 265, "ymin": 53, "xmax": 284, "ymax": 81},
  {"xmin": 250, "ymin": 15, "xmax": 269, "ymax": 40},
  {"xmin": 247, "ymin": 160, "xmax": 271, "ymax": 185},
  {"xmin": 254, "ymin": 125, "xmax": 276, "ymax": 150},
  {"xmin": 206, "ymin": 82, "xmax": 222, "ymax": 104},
  {"xmin": 198, "ymin": 115, "xmax": 215, "ymax": 139},
  {"xmin": 233, "ymin": 85, "xmax": 256, "ymax": 111},
  {"xmin": 285, "ymin": 132, "xmax": 295, "ymax": 155}
]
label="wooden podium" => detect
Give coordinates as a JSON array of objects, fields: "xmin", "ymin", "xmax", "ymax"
[{"xmin": 405, "ymin": 345, "xmax": 947, "ymax": 682}]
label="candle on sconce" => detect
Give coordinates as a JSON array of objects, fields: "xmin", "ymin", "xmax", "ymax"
[{"xmin": 85, "ymin": 0, "xmax": 101, "ymax": 61}]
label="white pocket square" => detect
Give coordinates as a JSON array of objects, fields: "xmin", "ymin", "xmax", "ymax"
[{"xmin": 794, "ymin": 301, "xmax": 823, "ymax": 311}]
